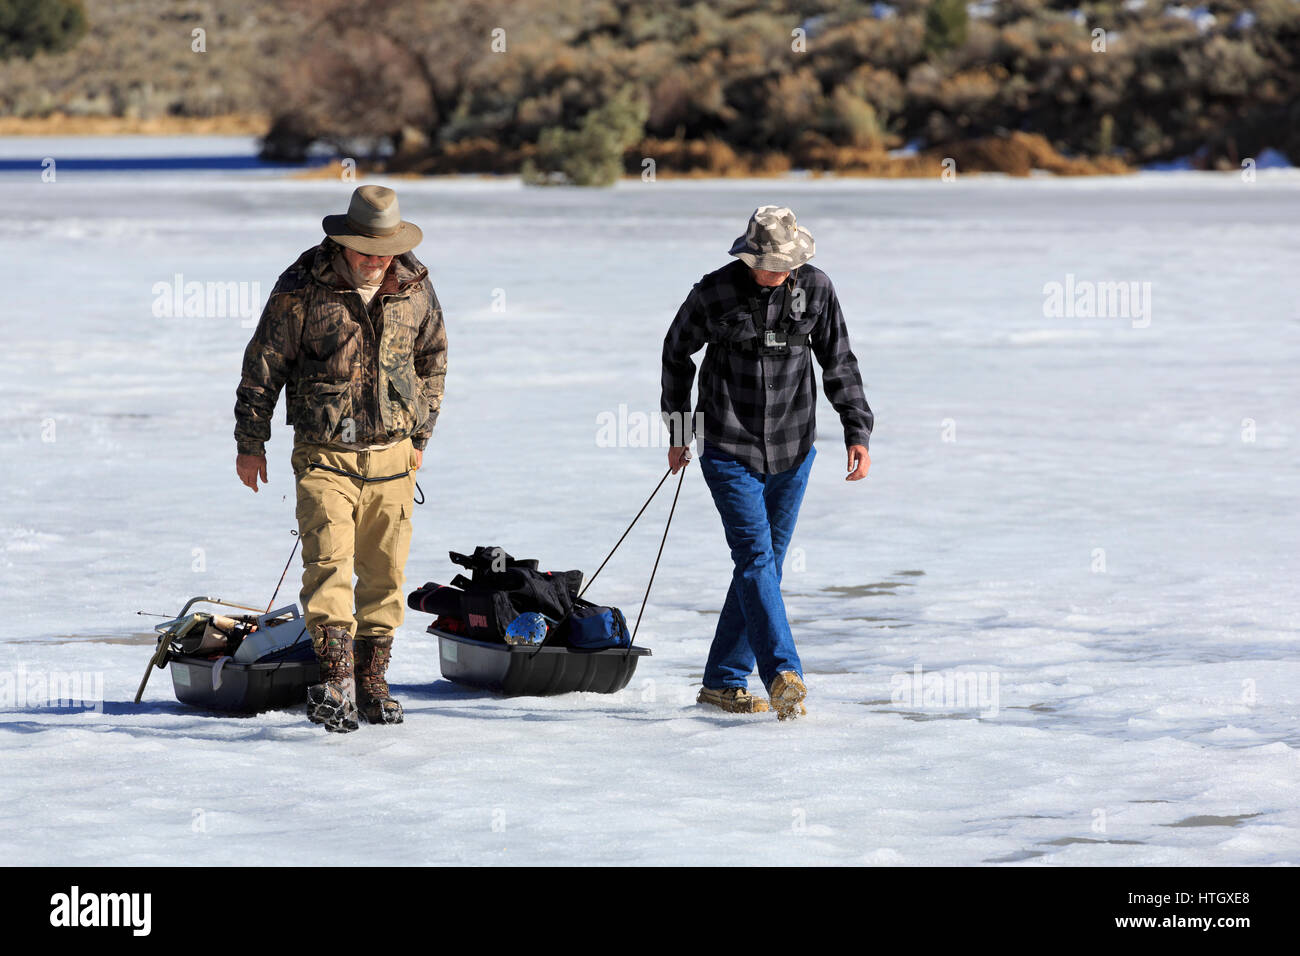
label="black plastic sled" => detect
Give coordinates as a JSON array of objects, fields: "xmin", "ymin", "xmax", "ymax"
[
  {"xmin": 169, "ymin": 654, "xmax": 320, "ymax": 713},
  {"xmin": 432, "ymin": 625, "xmax": 650, "ymax": 696}
]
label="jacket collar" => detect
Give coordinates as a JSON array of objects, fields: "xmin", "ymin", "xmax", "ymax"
[{"xmin": 308, "ymin": 238, "xmax": 428, "ymax": 297}]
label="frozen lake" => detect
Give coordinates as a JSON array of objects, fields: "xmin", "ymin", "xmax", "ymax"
[{"xmin": 1, "ymin": 159, "xmax": 1298, "ymax": 865}]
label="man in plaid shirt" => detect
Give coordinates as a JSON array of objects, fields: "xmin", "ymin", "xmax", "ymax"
[{"xmin": 661, "ymin": 205, "xmax": 873, "ymax": 719}]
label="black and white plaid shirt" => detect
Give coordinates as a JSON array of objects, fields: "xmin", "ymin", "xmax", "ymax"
[{"xmin": 661, "ymin": 259, "xmax": 873, "ymax": 474}]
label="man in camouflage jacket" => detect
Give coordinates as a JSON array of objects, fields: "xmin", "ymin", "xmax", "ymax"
[{"xmin": 234, "ymin": 185, "xmax": 447, "ymax": 732}]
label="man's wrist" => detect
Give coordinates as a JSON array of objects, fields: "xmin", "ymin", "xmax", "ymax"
[{"xmin": 237, "ymin": 441, "xmax": 266, "ymax": 457}]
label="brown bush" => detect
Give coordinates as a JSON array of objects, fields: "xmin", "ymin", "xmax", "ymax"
[
  {"xmin": 937, "ymin": 132, "xmax": 1132, "ymax": 177},
  {"xmin": 636, "ymin": 136, "xmax": 744, "ymax": 176}
]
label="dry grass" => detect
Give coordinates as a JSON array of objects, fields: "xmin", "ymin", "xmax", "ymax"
[
  {"xmin": 632, "ymin": 134, "xmax": 1117, "ymax": 180},
  {"xmin": 938, "ymin": 132, "xmax": 1132, "ymax": 177},
  {"xmin": 0, "ymin": 111, "xmax": 269, "ymax": 136},
  {"xmin": 320, "ymin": 132, "xmax": 1128, "ymax": 181},
  {"xmin": 389, "ymin": 138, "xmax": 530, "ymax": 175}
]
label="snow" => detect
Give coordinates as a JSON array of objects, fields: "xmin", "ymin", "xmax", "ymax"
[
  {"xmin": 2, "ymin": 152, "xmax": 1298, "ymax": 865},
  {"xmin": 0, "ymin": 135, "xmax": 262, "ymax": 160}
]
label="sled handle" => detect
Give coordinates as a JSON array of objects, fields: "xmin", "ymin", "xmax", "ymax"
[{"xmin": 178, "ymin": 596, "xmax": 267, "ymax": 617}]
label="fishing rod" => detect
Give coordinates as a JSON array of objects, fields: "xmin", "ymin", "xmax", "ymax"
[{"xmin": 266, "ymin": 530, "xmax": 301, "ymax": 612}]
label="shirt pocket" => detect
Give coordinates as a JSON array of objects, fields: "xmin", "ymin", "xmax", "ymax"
[{"xmin": 706, "ymin": 306, "xmax": 758, "ymax": 346}]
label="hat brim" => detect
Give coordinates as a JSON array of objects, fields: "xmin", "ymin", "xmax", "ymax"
[
  {"xmin": 322, "ymin": 214, "xmax": 423, "ymax": 256},
  {"xmin": 728, "ymin": 226, "xmax": 815, "ymax": 271}
]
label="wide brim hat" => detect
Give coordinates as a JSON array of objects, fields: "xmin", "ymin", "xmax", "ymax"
[
  {"xmin": 728, "ymin": 204, "xmax": 815, "ymax": 271},
  {"xmin": 322, "ymin": 184, "xmax": 422, "ymax": 256}
]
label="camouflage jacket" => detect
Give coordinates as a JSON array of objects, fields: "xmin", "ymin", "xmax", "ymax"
[{"xmin": 234, "ymin": 238, "xmax": 447, "ymax": 456}]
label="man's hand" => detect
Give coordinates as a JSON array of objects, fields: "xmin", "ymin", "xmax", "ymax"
[
  {"xmin": 413, "ymin": 448, "xmax": 423, "ymax": 470},
  {"xmin": 236, "ymin": 453, "xmax": 268, "ymax": 492},
  {"xmin": 846, "ymin": 445, "xmax": 870, "ymax": 481},
  {"xmin": 668, "ymin": 445, "xmax": 692, "ymax": 474}
]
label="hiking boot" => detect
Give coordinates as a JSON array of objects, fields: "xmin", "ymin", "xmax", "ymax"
[
  {"xmin": 768, "ymin": 671, "xmax": 807, "ymax": 721},
  {"xmin": 697, "ymin": 685, "xmax": 771, "ymax": 714},
  {"xmin": 306, "ymin": 625, "xmax": 359, "ymax": 733},
  {"xmin": 355, "ymin": 635, "xmax": 404, "ymax": 725}
]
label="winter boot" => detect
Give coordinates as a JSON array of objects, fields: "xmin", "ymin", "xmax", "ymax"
[
  {"xmin": 355, "ymin": 635, "xmax": 404, "ymax": 724},
  {"xmin": 768, "ymin": 671, "xmax": 807, "ymax": 721},
  {"xmin": 697, "ymin": 686, "xmax": 771, "ymax": 714},
  {"xmin": 306, "ymin": 625, "xmax": 360, "ymax": 733}
]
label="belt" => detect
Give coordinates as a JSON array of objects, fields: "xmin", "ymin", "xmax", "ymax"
[{"xmin": 306, "ymin": 461, "xmax": 425, "ymax": 506}]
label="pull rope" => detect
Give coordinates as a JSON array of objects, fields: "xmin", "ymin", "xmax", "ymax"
[
  {"xmin": 529, "ymin": 459, "xmax": 689, "ymax": 657},
  {"xmin": 579, "ymin": 464, "xmax": 678, "ymax": 599},
  {"xmin": 626, "ymin": 463, "xmax": 688, "ymax": 657}
]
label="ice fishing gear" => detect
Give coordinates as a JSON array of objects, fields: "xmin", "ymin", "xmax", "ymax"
[
  {"xmin": 406, "ymin": 464, "xmax": 686, "ymax": 694},
  {"xmin": 409, "ymin": 581, "xmax": 518, "ymax": 641},
  {"xmin": 266, "ymin": 530, "xmax": 301, "ymax": 613},
  {"xmin": 135, "ymin": 597, "xmax": 319, "ymax": 712},
  {"xmin": 450, "ymin": 548, "xmax": 582, "ymax": 620},
  {"xmin": 232, "ymin": 605, "xmax": 308, "ymax": 663},
  {"xmin": 434, "ymin": 626, "xmax": 650, "ymax": 695},
  {"xmin": 564, "ymin": 605, "xmax": 631, "ymax": 650},
  {"xmin": 133, "ymin": 596, "xmax": 264, "ymax": 704},
  {"xmin": 503, "ymin": 612, "xmax": 549, "ymax": 646},
  {"xmin": 408, "ymin": 549, "xmax": 582, "ymax": 642}
]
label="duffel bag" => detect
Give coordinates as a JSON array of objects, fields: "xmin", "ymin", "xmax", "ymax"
[
  {"xmin": 564, "ymin": 604, "xmax": 630, "ymax": 650},
  {"xmin": 409, "ymin": 582, "xmax": 515, "ymax": 641}
]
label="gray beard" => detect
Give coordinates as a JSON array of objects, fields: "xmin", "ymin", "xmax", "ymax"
[{"xmin": 335, "ymin": 251, "xmax": 383, "ymax": 288}]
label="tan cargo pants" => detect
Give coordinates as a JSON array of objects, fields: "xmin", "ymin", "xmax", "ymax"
[{"xmin": 291, "ymin": 438, "xmax": 417, "ymax": 641}]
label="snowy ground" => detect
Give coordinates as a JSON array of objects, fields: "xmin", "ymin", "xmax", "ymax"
[{"xmin": 1, "ymin": 145, "xmax": 1298, "ymax": 865}]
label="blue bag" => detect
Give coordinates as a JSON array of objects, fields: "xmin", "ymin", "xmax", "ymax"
[{"xmin": 565, "ymin": 605, "xmax": 630, "ymax": 650}]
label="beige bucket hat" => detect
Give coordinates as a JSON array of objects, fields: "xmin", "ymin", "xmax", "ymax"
[
  {"xmin": 728, "ymin": 205, "xmax": 815, "ymax": 271},
  {"xmin": 322, "ymin": 185, "xmax": 423, "ymax": 256}
]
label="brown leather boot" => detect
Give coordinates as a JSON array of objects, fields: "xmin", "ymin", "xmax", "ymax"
[
  {"xmin": 697, "ymin": 686, "xmax": 771, "ymax": 714},
  {"xmin": 306, "ymin": 625, "xmax": 359, "ymax": 733},
  {"xmin": 355, "ymin": 635, "xmax": 404, "ymax": 725},
  {"xmin": 768, "ymin": 671, "xmax": 808, "ymax": 721}
]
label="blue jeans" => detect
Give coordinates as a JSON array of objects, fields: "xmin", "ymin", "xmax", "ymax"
[{"xmin": 698, "ymin": 443, "xmax": 816, "ymax": 691}]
